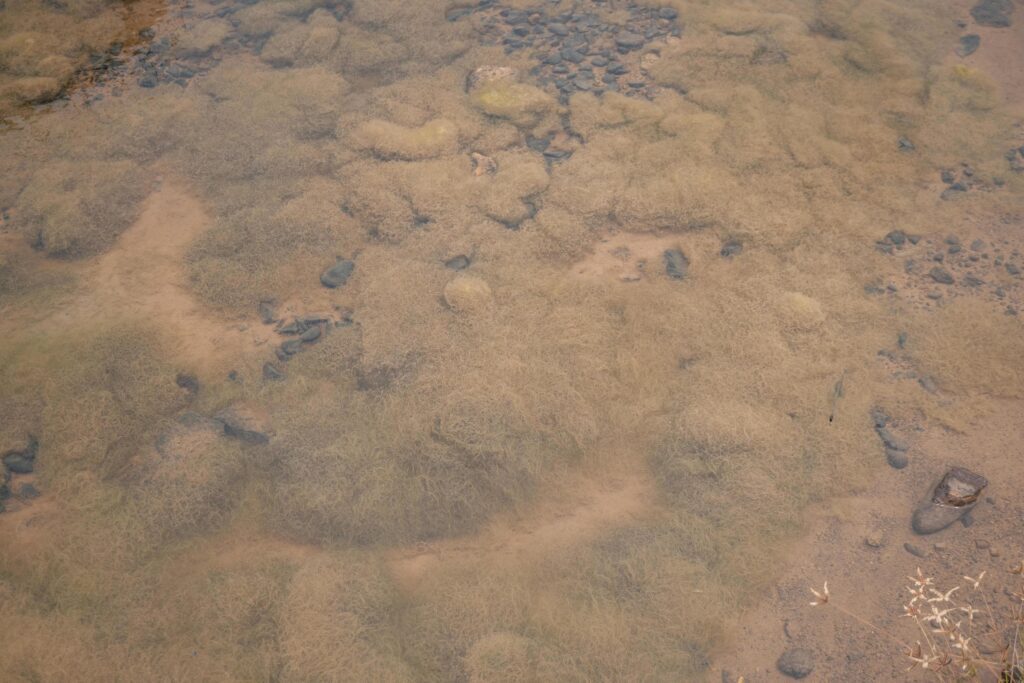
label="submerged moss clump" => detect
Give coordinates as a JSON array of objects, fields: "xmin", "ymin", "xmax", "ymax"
[{"xmin": 13, "ymin": 160, "xmax": 150, "ymax": 258}]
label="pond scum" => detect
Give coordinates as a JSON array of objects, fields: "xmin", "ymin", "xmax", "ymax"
[{"xmin": 0, "ymin": 0, "xmax": 1022, "ymax": 680}]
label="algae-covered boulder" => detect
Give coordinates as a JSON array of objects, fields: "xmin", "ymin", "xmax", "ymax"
[
  {"xmin": 469, "ymin": 76, "xmax": 557, "ymax": 129},
  {"xmin": 443, "ymin": 274, "xmax": 493, "ymax": 313},
  {"xmin": 351, "ymin": 118, "xmax": 459, "ymax": 160},
  {"xmin": 14, "ymin": 160, "xmax": 150, "ymax": 258}
]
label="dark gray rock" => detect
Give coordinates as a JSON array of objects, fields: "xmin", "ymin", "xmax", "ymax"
[
  {"xmin": 870, "ymin": 406, "xmax": 891, "ymax": 428},
  {"xmin": 1007, "ymin": 263, "xmax": 1021, "ymax": 275},
  {"xmin": 215, "ymin": 404, "xmax": 271, "ymax": 445},
  {"xmin": 3, "ymin": 453, "xmax": 33, "ymax": 474},
  {"xmin": 929, "ymin": 267, "xmax": 954, "ymax": 284},
  {"xmin": 258, "ymin": 300, "xmax": 277, "ymax": 324},
  {"xmin": 941, "ymin": 169, "xmax": 956, "ymax": 184},
  {"xmin": 175, "ymin": 372, "xmax": 199, "ymax": 394},
  {"xmin": 885, "ymin": 230, "xmax": 906, "ymax": 245},
  {"xmin": 897, "ymin": 136, "xmax": 915, "ymax": 151},
  {"xmin": 777, "ymin": 648, "xmax": 814, "ymax": 679},
  {"xmin": 17, "ymin": 483, "xmax": 39, "ymax": 499},
  {"xmin": 659, "ymin": 7, "xmax": 679, "ymax": 19},
  {"xmin": 262, "ymin": 362, "xmax": 284, "ymax": 381},
  {"xmin": 280, "ymin": 339, "xmax": 303, "ymax": 356},
  {"xmin": 320, "ymin": 259, "xmax": 355, "ymax": 288},
  {"xmin": 663, "ymin": 248, "xmax": 689, "ymax": 279},
  {"xmin": 876, "ymin": 426, "xmax": 908, "ymax": 451},
  {"xmin": 445, "ymin": 254, "xmax": 471, "ymax": 270},
  {"xmin": 720, "ymin": 239, "xmax": 743, "ymax": 258},
  {"xmin": 887, "ymin": 448, "xmax": 909, "ymax": 469},
  {"xmin": 548, "ymin": 22, "xmax": 569, "ymax": 36},
  {"xmin": 970, "ymin": 0, "xmax": 1013, "ymax": 27},
  {"xmin": 299, "ymin": 325, "xmax": 321, "ymax": 343},
  {"xmin": 957, "ymin": 34, "xmax": 981, "ymax": 57},
  {"xmin": 904, "ymin": 542, "xmax": 927, "ymax": 558},
  {"xmin": 615, "ymin": 31, "xmax": 645, "ymax": 50}
]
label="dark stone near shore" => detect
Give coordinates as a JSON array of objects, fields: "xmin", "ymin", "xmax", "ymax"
[
  {"xmin": 777, "ymin": 648, "xmax": 814, "ymax": 679},
  {"xmin": 663, "ymin": 248, "xmax": 689, "ymax": 279},
  {"xmin": 970, "ymin": 0, "xmax": 1013, "ymax": 27},
  {"xmin": 320, "ymin": 259, "xmax": 355, "ymax": 288},
  {"xmin": 957, "ymin": 34, "xmax": 981, "ymax": 56}
]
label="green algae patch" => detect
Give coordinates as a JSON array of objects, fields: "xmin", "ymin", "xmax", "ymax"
[{"xmin": 470, "ymin": 80, "xmax": 558, "ymax": 129}]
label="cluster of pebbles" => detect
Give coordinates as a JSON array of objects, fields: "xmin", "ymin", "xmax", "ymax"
[
  {"xmin": 937, "ymin": 162, "xmax": 1009, "ymax": 200},
  {"xmin": 872, "ymin": 229, "xmax": 1022, "ymax": 316},
  {"xmin": 450, "ymin": 0, "xmax": 681, "ymax": 103}
]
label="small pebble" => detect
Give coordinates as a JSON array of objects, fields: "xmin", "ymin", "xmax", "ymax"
[{"xmin": 904, "ymin": 542, "xmax": 927, "ymax": 558}]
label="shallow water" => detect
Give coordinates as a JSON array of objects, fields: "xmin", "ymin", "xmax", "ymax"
[{"xmin": 0, "ymin": 0, "xmax": 1022, "ymax": 680}]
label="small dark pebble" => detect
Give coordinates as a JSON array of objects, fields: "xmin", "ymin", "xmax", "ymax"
[
  {"xmin": 280, "ymin": 339, "xmax": 303, "ymax": 356},
  {"xmin": 777, "ymin": 648, "xmax": 814, "ymax": 679},
  {"xmin": 262, "ymin": 362, "xmax": 284, "ymax": 381},
  {"xmin": 257, "ymin": 300, "xmax": 277, "ymax": 324},
  {"xmin": 320, "ymin": 259, "xmax": 355, "ymax": 288},
  {"xmin": 897, "ymin": 136, "xmax": 915, "ymax": 151},
  {"xmin": 299, "ymin": 326, "xmax": 321, "ymax": 343},
  {"xmin": 445, "ymin": 254, "xmax": 471, "ymax": 270},
  {"xmin": 870, "ymin": 406, "xmax": 891, "ymax": 428},
  {"xmin": 897, "ymin": 331, "xmax": 907, "ymax": 348},
  {"xmin": 904, "ymin": 542, "xmax": 927, "ymax": 558},
  {"xmin": 17, "ymin": 483, "xmax": 39, "ymax": 500},
  {"xmin": 929, "ymin": 267, "xmax": 954, "ymax": 284},
  {"xmin": 957, "ymin": 34, "xmax": 981, "ymax": 57},
  {"xmin": 1006, "ymin": 263, "xmax": 1021, "ymax": 275},
  {"xmin": 2, "ymin": 454, "xmax": 33, "ymax": 475},
  {"xmin": 887, "ymin": 448, "xmax": 909, "ymax": 469},
  {"xmin": 615, "ymin": 31, "xmax": 645, "ymax": 50},
  {"xmin": 948, "ymin": 244, "xmax": 961, "ymax": 254},
  {"xmin": 970, "ymin": 238, "xmax": 985, "ymax": 251},
  {"xmin": 885, "ymin": 230, "xmax": 906, "ymax": 245},
  {"xmin": 663, "ymin": 248, "xmax": 689, "ymax": 279},
  {"xmin": 720, "ymin": 239, "xmax": 743, "ymax": 258},
  {"xmin": 175, "ymin": 372, "xmax": 200, "ymax": 394},
  {"xmin": 659, "ymin": 7, "xmax": 679, "ymax": 19},
  {"xmin": 941, "ymin": 169, "xmax": 956, "ymax": 183}
]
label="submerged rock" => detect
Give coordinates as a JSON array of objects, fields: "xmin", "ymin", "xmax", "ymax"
[
  {"xmin": 320, "ymin": 259, "xmax": 355, "ymax": 288},
  {"xmin": 912, "ymin": 467, "xmax": 988, "ymax": 534},
  {"xmin": 663, "ymin": 248, "xmax": 689, "ymax": 279},
  {"xmin": 970, "ymin": 0, "xmax": 1013, "ymax": 27},
  {"xmin": 215, "ymin": 404, "xmax": 272, "ymax": 445},
  {"xmin": 445, "ymin": 254, "xmax": 471, "ymax": 270},
  {"xmin": 2, "ymin": 436, "xmax": 37, "ymax": 475},
  {"xmin": 957, "ymin": 34, "xmax": 981, "ymax": 57},
  {"xmin": 777, "ymin": 648, "xmax": 814, "ymax": 679}
]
